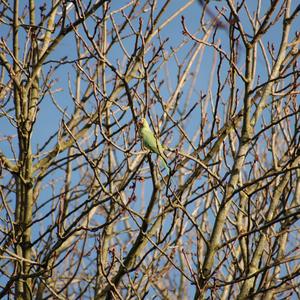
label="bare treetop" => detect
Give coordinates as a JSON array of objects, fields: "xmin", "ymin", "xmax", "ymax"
[{"xmin": 0, "ymin": 1, "xmax": 299, "ymax": 299}]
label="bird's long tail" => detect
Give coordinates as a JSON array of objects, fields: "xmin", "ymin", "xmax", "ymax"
[{"xmin": 159, "ymin": 155, "xmax": 170, "ymax": 174}]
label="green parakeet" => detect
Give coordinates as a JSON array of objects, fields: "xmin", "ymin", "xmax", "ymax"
[{"xmin": 138, "ymin": 118, "xmax": 169, "ymax": 172}]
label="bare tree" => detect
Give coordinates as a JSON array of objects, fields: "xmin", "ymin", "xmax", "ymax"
[{"xmin": 0, "ymin": 0, "xmax": 299, "ymax": 299}]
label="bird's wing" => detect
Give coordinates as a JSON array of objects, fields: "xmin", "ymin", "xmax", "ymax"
[
  {"xmin": 142, "ymin": 128, "xmax": 163, "ymax": 154},
  {"xmin": 141, "ymin": 127, "xmax": 169, "ymax": 173}
]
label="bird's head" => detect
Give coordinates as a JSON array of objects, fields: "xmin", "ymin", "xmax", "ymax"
[{"xmin": 137, "ymin": 118, "xmax": 149, "ymax": 130}]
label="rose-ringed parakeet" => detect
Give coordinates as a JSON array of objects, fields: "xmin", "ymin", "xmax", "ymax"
[{"xmin": 138, "ymin": 118, "xmax": 169, "ymax": 172}]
